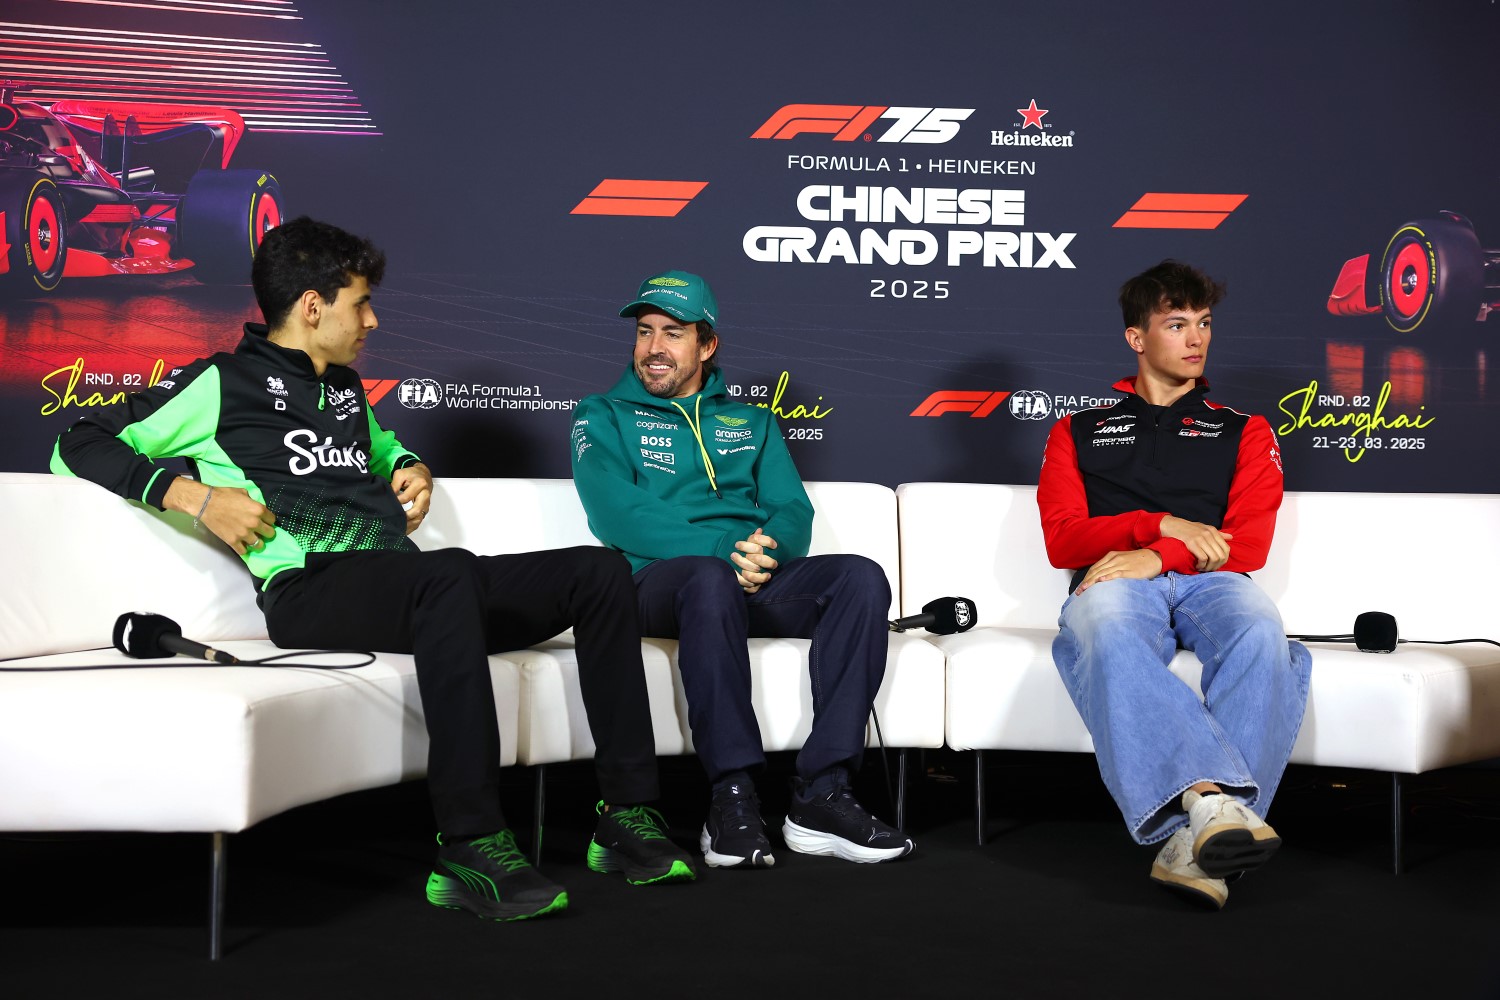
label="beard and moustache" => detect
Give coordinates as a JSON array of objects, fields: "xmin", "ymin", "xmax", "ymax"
[{"xmin": 637, "ymin": 353, "xmax": 701, "ymax": 399}]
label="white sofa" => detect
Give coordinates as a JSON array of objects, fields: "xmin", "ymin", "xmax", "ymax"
[
  {"xmin": 896, "ymin": 483, "xmax": 1500, "ymax": 869},
  {"xmin": 6, "ymin": 471, "xmax": 1496, "ymax": 955},
  {"xmin": 0, "ymin": 472, "xmax": 943, "ymax": 958}
]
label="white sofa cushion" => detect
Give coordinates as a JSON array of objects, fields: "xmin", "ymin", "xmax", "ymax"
[
  {"xmin": 0, "ymin": 641, "xmax": 522, "ymax": 832},
  {"xmin": 0, "ymin": 472, "xmax": 267, "ymax": 661},
  {"xmin": 0, "ymin": 473, "xmax": 528, "ymax": 833},
  {"xmin": 898, "ymin": 482, "xmax": 1500, "ymax": 774},
  {"xmin": 418, "ymin": 479, "xmax": 946, "ymax": 765}
]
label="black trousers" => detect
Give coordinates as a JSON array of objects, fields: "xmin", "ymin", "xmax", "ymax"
[{"xmin": 264, "ymin": 545, "xmax": 659, "ymax": 838}]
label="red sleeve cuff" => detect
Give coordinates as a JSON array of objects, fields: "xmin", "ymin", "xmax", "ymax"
[
  {"xmin": 1133, "ymin": 511, "xmax": 1167, "ymax": 548},
  {"xmin": 1146, "ymin": 537, "xmax": 1195, "ymax": 575}
]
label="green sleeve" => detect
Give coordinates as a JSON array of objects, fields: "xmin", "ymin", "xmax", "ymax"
[
  {"xmin": 367, "ymin": 407, "xmax": 421, "ymax": 480},
  {"xmin": 51, "ymin": 362, "xmax": 224, "ymax": 509},
  {"xmin": 570, "ymin": 396, "xmax": 737, "ymax": 563}
]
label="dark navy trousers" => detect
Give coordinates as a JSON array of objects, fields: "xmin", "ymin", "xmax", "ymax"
[{"xmin": 633, "ymin": 553, "xmax": 891, "ymax": 783}]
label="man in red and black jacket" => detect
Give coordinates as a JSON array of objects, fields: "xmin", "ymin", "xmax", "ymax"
[{"xmin": 1037, "ymin": 260, "xmax": 1311, "ymax": 910}]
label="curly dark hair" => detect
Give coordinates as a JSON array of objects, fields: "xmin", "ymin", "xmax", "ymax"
[
  {"xmin": 251, "ymin": 216, "xmax": 386, "ymax": 329},
  {"xmin": 1118, "ymin": 259, "xmax": 1225, "ymax": 330}
]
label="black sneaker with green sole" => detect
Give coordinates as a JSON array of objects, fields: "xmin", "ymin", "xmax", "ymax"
[
  {"xmin": 586, "ymin": 802, "xmax": 697, "ymax": 885},
  {"xmin": 426, "ymin": 830, "xmax": 568, "ymax": 920}
]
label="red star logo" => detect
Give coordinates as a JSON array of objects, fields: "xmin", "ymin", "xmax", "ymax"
[{"xmin": 1017, "ymin": 99, "xmax": 1049, "ymax": 130}]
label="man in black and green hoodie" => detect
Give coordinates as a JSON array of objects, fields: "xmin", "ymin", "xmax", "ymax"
[
  {"xmin": 571, "ymin": 270, "xmax": 913, "ymax": 870},
  {"xmin": 52, "ymin": 217, "xmax": 695, "ymax": 922}
]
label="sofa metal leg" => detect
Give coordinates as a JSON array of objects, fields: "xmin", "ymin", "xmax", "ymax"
[
  {"xmin": 209, "ymin": 832, "xmax": 226, "ymax": 961},
  {"xmin": 896, "ymin": 749, "xmax": 908, "ymax": 831},
  {"xmin": 975, "ymin": 750, "xmax": 986, "ymax": 846},
  {"xmin": 531, "ymin": 764, "xmax": 546, "ymax": 868},
  {"xmin": 1391, "ymin": 772, "xmax": 1404, "ymax": 875}
]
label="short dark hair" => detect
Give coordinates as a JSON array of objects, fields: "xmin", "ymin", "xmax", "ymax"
[
  {"xmin": 1118, "ymin": 259, "xmax": 1225, "ymax": 330},
  {"xmin": 251, "ymin": 216, "xmax": 386, "ymax": 329},
  {"xmin": 694, "ymin": 321, "xmax": 720, "ymax": 378}
]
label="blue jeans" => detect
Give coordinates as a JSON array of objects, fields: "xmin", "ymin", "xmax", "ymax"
[
  {"xmin": 1052, "ymin": 572, "xmax": 1311, "ymax": 845},
  {"xmin": 634, "ymin": 553, "xmax": 891, "ymax": 784}
]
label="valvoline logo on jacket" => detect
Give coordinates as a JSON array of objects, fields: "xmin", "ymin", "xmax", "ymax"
[{"xmin": 570, "ymin": 365, "xmax": 814, "ymax": 574}]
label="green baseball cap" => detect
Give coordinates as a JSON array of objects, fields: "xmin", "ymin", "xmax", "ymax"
[{"xmin": 619, "ymin": 270, "xmax": 719, "ymax": 328}]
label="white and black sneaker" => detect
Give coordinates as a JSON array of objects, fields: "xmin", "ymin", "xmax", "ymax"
[
  {"xmin": 1150, "ymin": 826, "xmax": 1228, "ymax": 910},
  {"xmin": 782, "ymin": 772, "xmax": 913, "ymax": 863},
  {"xmin": 700, "ymin": 778, "xmax": 776, "ymax": 869},
  {"xmin": 1183, "ymin": 789, "xmax": 1281, "ymax": 878}
]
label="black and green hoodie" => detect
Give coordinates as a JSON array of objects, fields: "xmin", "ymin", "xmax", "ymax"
[
  {"xmin": 51, "ymin": 323, "xmax": 422, "ymax": 592},
  {"xmin": 571, "ymin": 365, "xmax": 813, "ymax": 574}
]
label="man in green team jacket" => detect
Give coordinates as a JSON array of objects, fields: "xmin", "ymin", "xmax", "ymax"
[
  {"xmin": 52, "ymin": 217, "xmax": 696, "ymax": 922},
  {"xmin": 570, "ymin": 270, "xmax": 913, "ymax": 871}
]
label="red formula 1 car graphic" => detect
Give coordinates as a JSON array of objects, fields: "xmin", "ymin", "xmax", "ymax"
[
  {"xmin": 1326, "ymin": 210, "xmax": 1500, "ymax": 333},
  {"xmin": 0, "ymin": 82, "xmax": 283, "ymax": 295}
]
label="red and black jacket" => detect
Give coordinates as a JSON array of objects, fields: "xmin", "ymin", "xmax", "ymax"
[{"xmin": 1037, "ymin": 376, "xmax": 1284, "ymax": 593}]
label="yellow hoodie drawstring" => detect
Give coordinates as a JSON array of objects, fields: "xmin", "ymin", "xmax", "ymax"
[{"xmin": 671, "ymin": 396, "xmax": 720, "ymax": 498}]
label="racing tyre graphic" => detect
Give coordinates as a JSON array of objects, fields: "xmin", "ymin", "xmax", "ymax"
[
  {"xmin": 0, "ymin": 175, "xmax": 68, "ymax": 295},
  {"xmin": 178, "ymin": 168, "xmax": 283, "ymax": 284},
  {"xmin": 1378, "ymin": 214, "xmax": 1483, "ymax": 333}
]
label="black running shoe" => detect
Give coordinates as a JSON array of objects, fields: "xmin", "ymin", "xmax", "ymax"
[
  {"xmin": 783, "ymin": 776, "xmax": 914, "ymax": 863},
  {"xmin": 426, "ymin": 830, "xmax": 568, "ymax": 921},
  {"xmin": 587, "ymin": 802, "xmax": 696, "ymax": 885},
  {"xmin": 700, "ymin": 778, "xmax": 776, "ymax": 869}
]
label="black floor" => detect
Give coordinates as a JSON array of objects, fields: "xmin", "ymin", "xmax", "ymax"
[{"xmin": 6, "ymin": 749, "xmax": 1500, "ymax": 999}]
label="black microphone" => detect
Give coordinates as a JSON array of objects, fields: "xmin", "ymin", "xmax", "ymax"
[
  {"xmin": 113, "ymin": 612, "xmax": 241, "ymax": 665},
  {"xmin": 890, "ymin": 596, "xmax": 977, "ymax": 635},
  {"xmin": 1354, "ymin": 611, "xmax": 1399, "ymax": 653}
]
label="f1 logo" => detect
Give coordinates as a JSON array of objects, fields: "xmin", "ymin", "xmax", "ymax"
[
  {"xmin": 361, "ymin": 379, "xmax": 402, "ymax": 406},
  {"xmin": 752, "ymin": 105, "xmax": 974, "ymax": 144},
  {"xmin": 910, "ymin": 391, "xmax": 1012, "ymax": 417}
]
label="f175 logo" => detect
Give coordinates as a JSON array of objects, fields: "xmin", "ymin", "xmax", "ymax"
[{"xmin": 752, "ymin": 105, "xmax": 974, "ymax": 144}]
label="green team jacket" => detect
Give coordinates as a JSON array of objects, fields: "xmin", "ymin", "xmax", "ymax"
[
  {"xmin": 51, "ymin": 323, "xmax": 422, "ymax": 593},
  {"xmin": 570, "ymin": 365, "xmax": 814, "ymax": 574}
]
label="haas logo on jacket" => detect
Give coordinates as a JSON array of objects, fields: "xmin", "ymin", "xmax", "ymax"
[{"xmin": 285, "ymin": 429, "xmax": 369, "ymax": 476}]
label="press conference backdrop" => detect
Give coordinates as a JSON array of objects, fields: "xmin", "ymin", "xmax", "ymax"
[{"xmin": 3, "ymin": 0, "xmax": 1496, "ymax": 492}]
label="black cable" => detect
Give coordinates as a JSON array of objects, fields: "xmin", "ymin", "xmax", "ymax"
[
  {"xmin": 0, "ymin": 650, "xmax": 378, "ymax": 672},
  {"xmin": 869, "ymin": 707, "xmax": 902, "ymax": 830},
  {"xmin": 1287, "ymin": 635, "xmax": 1498, "ymax": 648},
  {"xmin": 1400, "ymin": 638, "xmax": 1500, "ymax": 648}
]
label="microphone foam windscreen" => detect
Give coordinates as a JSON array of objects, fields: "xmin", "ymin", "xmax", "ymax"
[
  {"xmin": 113, "ymin": 612, "xmax": 182, "ymax": 658},
  {"xmin": 1354, "ymin": 611, "xmax": 1398, "ymax": 653},
  {"xmin": 921, "ymin": 597, "xmax": 977, "ymax": 635}
]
